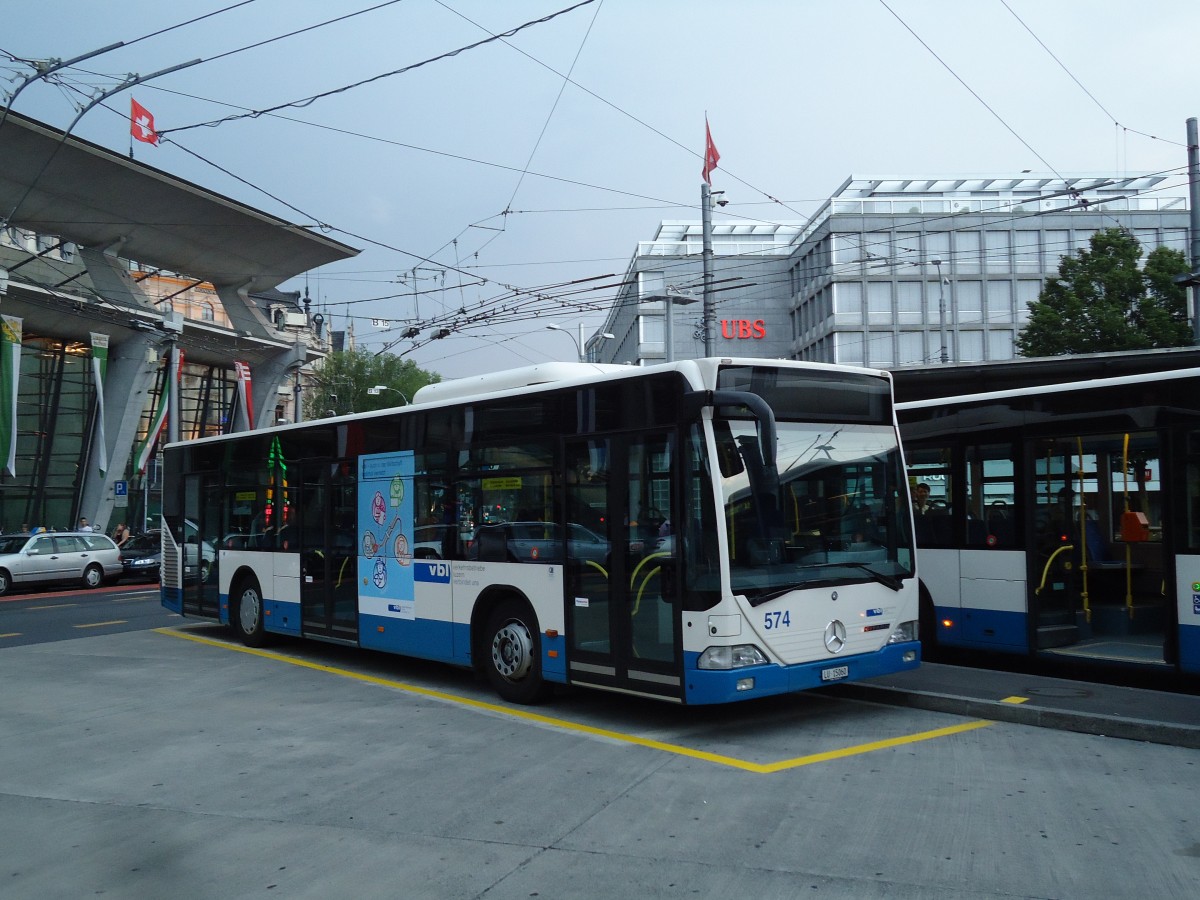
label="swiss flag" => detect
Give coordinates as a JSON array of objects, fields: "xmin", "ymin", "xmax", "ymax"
[
  {"xmin": 702, "ymin": 116, "xmax": 720, "ymax": 184},
  {"xmin": 130, "ymin": 97, "xmax": 158, "ymax": 145}
]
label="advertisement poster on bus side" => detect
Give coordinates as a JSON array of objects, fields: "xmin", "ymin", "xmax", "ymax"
[{"xmin": 358, "ymin": 450, "xmax": 415, "ymax": 619}]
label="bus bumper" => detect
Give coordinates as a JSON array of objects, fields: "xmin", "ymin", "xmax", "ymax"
[{"xmin": 682, "ymin": 640, "xmax": 921, "ymax": 705}]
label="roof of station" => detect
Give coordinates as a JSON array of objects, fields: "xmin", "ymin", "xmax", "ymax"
[
  {"xmin": 834, "ymin": 173, "xmax": 1173, "ymax": 198},
  {"xmin": 0, "ymin": 110, "xmax": 357, "ymax": 291}
]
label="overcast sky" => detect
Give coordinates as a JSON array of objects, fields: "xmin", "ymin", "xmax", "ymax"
[{"xmin": 4, "ymin": 0, "xmax": 1198, "ymax": 378}]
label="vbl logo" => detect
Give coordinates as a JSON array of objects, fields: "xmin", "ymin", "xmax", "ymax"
[{"xmin": 720, "ymin": 319, "xmax": 766, "ymax": 340}]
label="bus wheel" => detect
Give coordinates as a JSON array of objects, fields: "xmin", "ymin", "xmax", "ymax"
[
  {"xmin": 484, "ymin": 599, "xmax": 551, "ymax": 704},
  {"xmin": 231, "ymin": 577, "xmax": 267, "ymax": 648}
]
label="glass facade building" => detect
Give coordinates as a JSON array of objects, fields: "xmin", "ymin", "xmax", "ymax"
[{"xmin": 598, "ymin": 174, "xmax": 1191, "ymax": 369}]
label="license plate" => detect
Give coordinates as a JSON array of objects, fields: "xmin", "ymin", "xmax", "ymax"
[{"xmin": 821, "ymin": 665, "xmax": 849, "ymax": 682}]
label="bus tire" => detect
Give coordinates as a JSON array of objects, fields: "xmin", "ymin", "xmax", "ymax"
[
  {"xmin": 231, "ymin": 576, "xmax": 268, "ymax": 648},
  {"xmin": 484, "ymin": 598, "xmax": 551, "ymax": 704}
]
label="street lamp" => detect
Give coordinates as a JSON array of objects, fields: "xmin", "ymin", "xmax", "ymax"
[
  {"xmin": 931, "ymin": 258, "xmax": 950, "ymax": 364},
  {"xmin": 546, "ymin": 323, "xmax": 615, "ymax": 362},
  {"xmin": 643, "ymin": 289, "xmax": 699, "ymax": 362},
  {"xmin": 367, "ymin": 385, "xmax": 410, "ymax": 405}
]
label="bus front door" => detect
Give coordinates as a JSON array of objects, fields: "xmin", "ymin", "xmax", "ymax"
[{"xmin": 565, "ymin": 433, "xmax": 681, "ymax": 699}]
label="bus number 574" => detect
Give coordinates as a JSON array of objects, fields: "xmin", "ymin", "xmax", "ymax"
[{"xmin": 764, "ymin": 610, "xmax": 791, "ymax": 630}]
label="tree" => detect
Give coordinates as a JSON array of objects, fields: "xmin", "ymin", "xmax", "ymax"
[
  {"xmin": 304, "ymin": 349, "xmax": 439, "ymax": 418},
  {"xmin": 1016, "ymin": 227, "xmax": 1192, "ymax": 357}
]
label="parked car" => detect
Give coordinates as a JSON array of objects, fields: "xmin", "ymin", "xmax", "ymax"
[
  {"xmin": 0, "ymin": 531, "xmax": 123, "ymax": 595},
  {"xmin": 469, "ymin": 521, "xmax": 609, "ymax": 564},
  {"xmin": 413, "ymin": 524, "xmax": 459, "ymax": 559},
  {"xmin": 221, "ymin": 532, "xmax": 251, "ymax": 550},
  {"xmin": 120, "ymin": 531, "xmax": 162, "ymax": 582},
  {"xmin": 154, "ymin": 524, "xmax": 217, "ymax": 582}
]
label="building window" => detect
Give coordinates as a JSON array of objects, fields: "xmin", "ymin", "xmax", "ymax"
[
  {"xmin": 956, "ymin": 281, "xmax": 983, "ymax": 324},
  {"xmin": 866, "ymin": 332, "xmax": 894, "ymax": 367},
  {"xmin": 1044, "ymin": 229, "xmax": 1070, "ymax": 268},
  {"xmin": 834, "ymin": 331, "xmax": 863, "ymax": 365},
  {"xmin": 898, "ymin": 331, "xmax": 925, "ymax": 366},
  {"xmin": 199, "ymin": 301, "xmax": 215, "ymax": 323},
  {"xmin": 988, "ymin": 329, "xmax": 1014, "ymax": 360},
  {"xmin": 832, "ymin": 234, "xmax": 861, "ymax": 265},
  {"xmin": 987, "ymin": 281, "xmax": 1013, "ymax": 323},
  {"xmin": 897, "ymin": 282, "xmax": 922, "ymax": 318},
  {"xmin": 955, "ymin": 230, "xmax": 981, "ymax": 274},
  {"xmin": 959, "ymin": 330, "xmax": 984, "ymax": 362},
  {"xmin": 986, "ymin": 230, "xmax": 1012, "ymax": 273},
  {"xmin": 833, "ymin": 282, "xmax": 862, "ymax": 324},
  {"xmin": 1014, "ymin": 230, "xmax": 1041, "ymax": 272},
  {"xmin": 867, "ymin": 281, "xmax": 891, "ymax": 322}
]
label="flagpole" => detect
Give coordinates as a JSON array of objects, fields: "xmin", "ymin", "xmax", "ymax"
[{"xmin": 701, "ymin": 180, "xmax": 715, "ymax": 356}]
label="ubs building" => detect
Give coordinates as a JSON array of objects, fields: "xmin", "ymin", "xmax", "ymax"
[{"xmin": 595, "ymin": 174, "xmax": 1190, "ymax": 369}]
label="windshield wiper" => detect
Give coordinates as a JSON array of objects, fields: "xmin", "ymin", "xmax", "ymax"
[
  {"xmin": 843, "ymin": 563, "xmax": 904, "ymax": 591},
  {"xmin": 745, "ymin": 583, "xmax": 806, "ymax": 606}
]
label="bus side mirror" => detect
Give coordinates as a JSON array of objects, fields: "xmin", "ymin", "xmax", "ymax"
[{"xmin": 678, "ymin": 390, "xmax": 710, "ymax": 423}]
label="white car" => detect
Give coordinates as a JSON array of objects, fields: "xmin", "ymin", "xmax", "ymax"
[{"xmin": 0, "ymin": 531, "xmax": 123, "ymax": 595}]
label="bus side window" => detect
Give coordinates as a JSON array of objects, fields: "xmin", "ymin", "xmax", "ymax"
[
  {"xmin": 907, "ymin": 445, "xmax": 953, "ymax": 547},
  {"xmin": 964, "ymin": 443, "xmax": 1016, "ymax": 548}
]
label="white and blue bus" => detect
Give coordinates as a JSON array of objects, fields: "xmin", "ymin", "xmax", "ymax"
[
  {"xmin": 161, "ymin": 358, "xmax": 919, "ymax": 704},
  {"xmin": 894, "ymin": 349, "xmax": 1200, "ymax": 678}
]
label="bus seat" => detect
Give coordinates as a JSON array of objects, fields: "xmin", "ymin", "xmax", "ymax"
[{"xmin": 1084, "ymin": 518, "xmax": 1108, "ymax": 561}]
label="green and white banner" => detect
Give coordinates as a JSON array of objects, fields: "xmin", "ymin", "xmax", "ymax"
[
  {"xmin": 134, "ymin": 349, "xmax": 182, "ymax": 475},
  {"xmin": 90, "ymin": 332, "xmax": 108, "ymax": 475},
  {"xmin": 0, "ymin": 315, "xmax": 21, "ymax": 477}
]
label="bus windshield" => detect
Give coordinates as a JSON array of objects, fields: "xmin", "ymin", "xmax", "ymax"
[{"xmin": 715, "ymin": 420, "xmax": 914, "ymax": 603}]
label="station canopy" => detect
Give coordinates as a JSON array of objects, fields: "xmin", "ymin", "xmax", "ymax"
[{"xmin": 0, "ymin": 109, "xmax": 357, "ymax": 291}]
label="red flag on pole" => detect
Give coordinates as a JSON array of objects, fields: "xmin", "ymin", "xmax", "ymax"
[
  {"xmin": 702, "ymin": 116, "xmax": 720, "ymax": 184},
  {"xmin": 130, "ymin": 97, "xmax": 158, "ymax": 145}
]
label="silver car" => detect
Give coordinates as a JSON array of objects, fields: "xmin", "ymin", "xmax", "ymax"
[{"xmin": 0, "ymin": 531, "xmax": 123, "ymax": 595}]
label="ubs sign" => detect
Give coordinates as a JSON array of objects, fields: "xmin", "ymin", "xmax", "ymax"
[{"xmin": 720, "ymin": 319, "xmax": 766, "ymax": 340}]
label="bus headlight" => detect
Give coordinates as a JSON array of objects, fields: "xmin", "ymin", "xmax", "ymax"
[
  {"xmin": 887, "ymin": 621, "xmax": 918, "ymax": 644},
  {"xmin": 698, "ymin": 644, "xmax": 768, "ymax": 670}
]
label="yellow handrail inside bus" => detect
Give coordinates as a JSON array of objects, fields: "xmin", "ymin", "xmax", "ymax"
[
  {"xmin": 630, "ymin": 550, "xmax": 670, "ymax": 590},
  {"xmin": 1035, "ymin": 544, "xmax": 1074, "ymax": 596},
  {"xmin": 633, "ymin": 566, "xmax": 663, "ymax": 618},
  {"xmin": 584, "ymin": 559, "xmax": 608, "ymax": 579}
]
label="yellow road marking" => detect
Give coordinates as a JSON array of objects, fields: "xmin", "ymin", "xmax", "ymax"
[
  {"xmin": 1002, "ymin": 696, "xmax": 1030, "ymax": 704},
  {"xmin": 157, "ymin": 628, "xmax": 995, "ymax": 773},
  {"xmin": 74, "ymin": 620, "xmax": 127, "ymax": 629},
  {"xmin": 29, "ymin": 603, "xmax": 78, "ymax": 610},
  {"xmin": 0, "ymin": 632, "xmax": 20, "ymax": 638}
]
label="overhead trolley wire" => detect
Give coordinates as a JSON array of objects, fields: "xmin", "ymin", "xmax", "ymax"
[{"xmin": 156, "ymin": 0, "xmax": 600, "ymax": 138}]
